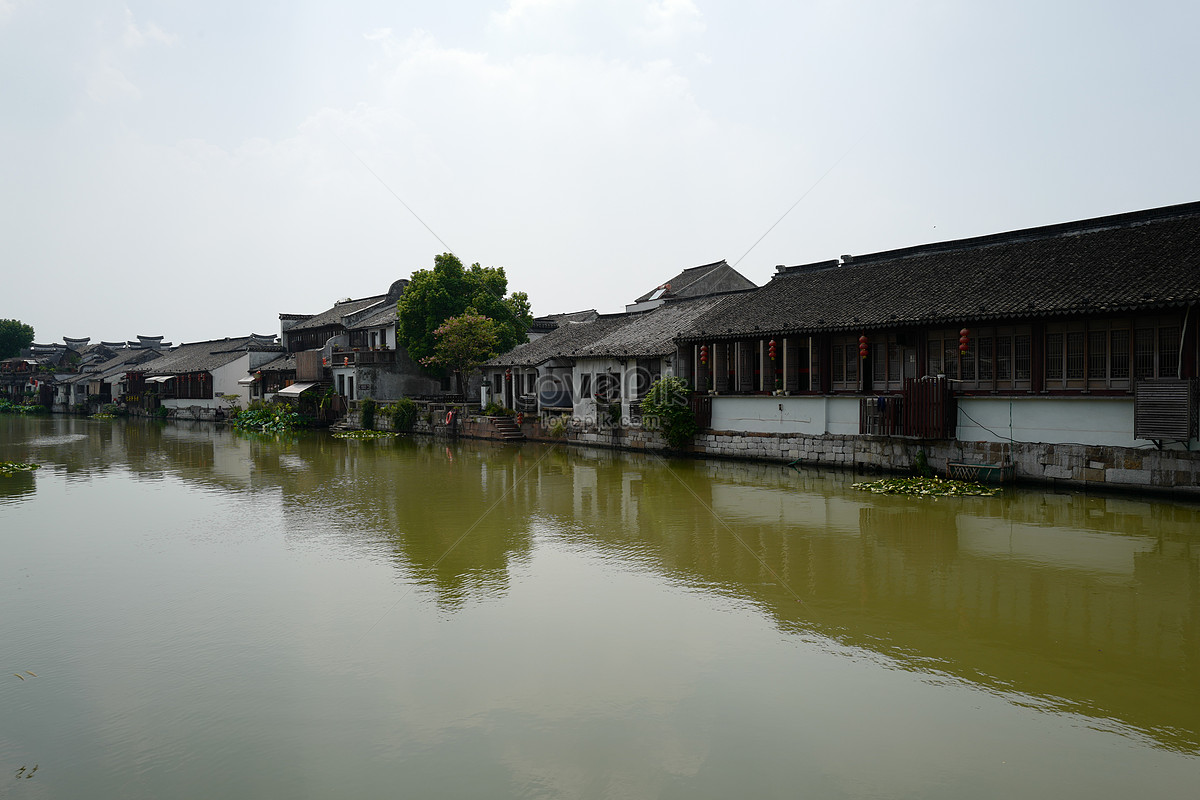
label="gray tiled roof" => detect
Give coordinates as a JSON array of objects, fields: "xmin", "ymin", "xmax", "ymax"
[
  {"xmin": 489, "ymin": 294, "xmax": 751, "ymax": 366},
  {"xmin": 132, "ymin": 337, "xmax": 281, "ymax": 375},
  {"xmin": 488, "ymin": 316, "xmax": 631, "ymax": 368},
  {"xmin": 288, "ymin": 296, "xmax": 387, "ymax": 332},
  {"xmin": 574, "ymin": 294, "xmax": 748, "ymax": 359},
  {"xmin": 256, "ymin": 353, "xmax": 297, "ymax": 372},
  {"xmin": 93, "ymin": 348, "xmax": 162, "ymax": 373},
  {"xmin": 683, "ymin": 201, "xmax": 1200, "ymax": 341},
  {"xmin": 350, "ymin": 303, "xmax": 397, "ymax": 330},
  {"xmin": 633, "ymin": 260, "xmax": 756, "ymax": 303}
]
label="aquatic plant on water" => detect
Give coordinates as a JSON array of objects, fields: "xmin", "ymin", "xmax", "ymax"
[
  {"xmin": 230, "ymin": 405, "xmax": 311, "ymax": 433},
  {"xmin": 332, "ymin": 430, "xmax": 398, "ymax": 440},
  {"xmin": 852, "ymin": 476, "xmax": 1000, "ymax": 497},
  {"xmin": 1, "ymin": 461, "xmax": 40, "ymax": 477},
  {"xmin": 0, "ymin": 399, "xmax": 48, "ymax": 415}
]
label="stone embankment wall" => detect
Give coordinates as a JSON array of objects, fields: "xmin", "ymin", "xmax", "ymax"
[
  {"xmin": 340, "ymin": 410, "xmax": 1200, "ymax": 496},
  {"xmin": 690, "ymin": 431, "xmax": 1199, "ymax": 496}
]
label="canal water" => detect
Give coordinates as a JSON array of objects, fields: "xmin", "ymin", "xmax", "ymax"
[{"xmin": 1, "ymin": 415, "xmax": 1198, "ymax": 799}]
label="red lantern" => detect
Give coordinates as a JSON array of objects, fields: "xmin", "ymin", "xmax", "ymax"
[
  {"xmin": 858, "ymin": 335, "xmax": 869, "ymax": 360},
  {"xmin": 959, "ymin": 327, "xmax": 970, "ymax": 354},
  {"xmin": 505, "ymin": 369, "xmax": 512, "ymax": 381},
  {"xmin": 516, "ymin": 412, "xmax": 524, "ymax": 425},
  {"xmin": 768, "ymin": 339, "xmax": 777, "ymax": 360},
  {"xmin": 699, "ymin": 344, "xmax": 708, "ymax": 365}
]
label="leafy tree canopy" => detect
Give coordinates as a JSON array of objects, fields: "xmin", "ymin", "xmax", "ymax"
[
  {"xmin": 397, "ymin": 253, "xmax": 532, "ymax": 366},
  {"xmin": 0, "ymin": 319, "xmax": 34, "ymax": 360},
  {"xmin": 420, "ymin": 312, "xmax": 500, "ymax": 396}
]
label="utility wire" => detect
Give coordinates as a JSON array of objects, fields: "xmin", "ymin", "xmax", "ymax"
[
  {"xmin": 332, "ymin": 130, "xmax": 457, "ymax": 257},
  {"xmin": 332, "ymin": 130, "xmax": 534, "ymax": 335},
  {"xmin": 650, "ymin": 452, "xmax": 806, "ymax": 607},
  {"xmin": 358, "ymin": 442, "xmax": 561, "ymax": 639},
  {"xmin": 733, "ymin": 135, "xmax": 864, "ymax": 268}
]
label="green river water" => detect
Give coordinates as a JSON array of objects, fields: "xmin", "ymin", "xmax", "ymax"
[{"xmin": 1, "ymin": 415, "xmax": 1198, "ymax": 798}]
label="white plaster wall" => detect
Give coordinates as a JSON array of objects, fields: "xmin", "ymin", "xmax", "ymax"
[
  {"xmin": 163, "ymin": 355, "xmax": 250, "ymax": 410},
  {"xmin": 711, "ymin": 396, "xmax": 825, "ymax": 434},
  {"xmin": 956, "ymin": 397, "xmax": 1140, "ymax": 447},
  {"xmin": 825, "ymin": 396, "xmax": 861, "ymax": 436},
  {"xmin": 332, "ymin": 366, "xmax": 355, "ymax": 400},
  {"xmin": 213, "ymin": 356, "xmax": 252, "ymax": 408},
  {"xmin": 709, "ymin": 395, "xmax": 859, "ymax": 435}
]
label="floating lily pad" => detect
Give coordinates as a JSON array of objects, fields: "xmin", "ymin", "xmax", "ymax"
[
  {"xmin": 852, "ymin": 476, "xmax": 1000, "ymax": 497},
  {"xmin": 0, "ymin": 461, "xmax": 40, "ymax": 477},
  {"xmin": 333, "ymin": 430, "xmax": 399, "ymax": 440}
]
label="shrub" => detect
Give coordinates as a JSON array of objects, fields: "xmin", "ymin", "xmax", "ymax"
[
  {"xmin": 640, "ymin": 376, "xmax": 698, "ymax": 449},
  {"xmin": 385, "ymin": 398, "xmax": 418, "ymax": 432},
  {"xmin": 360, "ymin": 397, "xmax": 377, "ymax": 430},
  {"xmin": 604, "ymin": 402, "xmax": 622, "ymax": 427},
  {"xmin": 482, "ymin": 400, "xmax": 513, "ymax": 417},
  {"xmin": 548, "ymin": 416, "xmax": 567, "ymax": 438}
]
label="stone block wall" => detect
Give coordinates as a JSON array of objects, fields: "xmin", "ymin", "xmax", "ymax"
[
  {"xmin": 688, "ymin": 430, "xmax": 1199, "ymax": 496},
  {"xmin": 337, "ymin": 409, "xmax": 1200, "ymax": 496}
]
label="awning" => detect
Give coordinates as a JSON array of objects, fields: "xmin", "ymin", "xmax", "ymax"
[
  {"xmin": 146, "ymin": 375, "xmax": 173, "ymax": 384},
  {"xmin": 237, "ymin": 376, "xmax": 256, "ymax": 385},
  {"xmin": 275, "ymin": 381, "xmax": 318, "ymax": 397}
]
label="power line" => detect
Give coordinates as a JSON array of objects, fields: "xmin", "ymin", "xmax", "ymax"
[
  {"xmin": 331, "ymin": 130, "xmax": 456, "ymax": 256},
  {"xmin": 733, "ymin": 136, "xmax": 863, "ymax": 268}
]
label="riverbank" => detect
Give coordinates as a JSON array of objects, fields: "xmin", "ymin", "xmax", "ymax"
[{"xmin": 336, "ymin": 408, "xmax": 1200, "ymax": 499}]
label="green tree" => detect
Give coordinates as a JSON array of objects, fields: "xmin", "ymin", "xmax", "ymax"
[
  {"xmin": 420, "ymin": 312, "xmax": 500, "ymax": 397},
  {"xmin": 641, "ymin": 375, "xmax": 699, "ymax": 449},
  {"xmin": 397, "ymin": 253, "xmax": 532, "ymax": 366},
  {"xmin": 0, "ymin": 319, "xmax": 34, "ymax": 359}
]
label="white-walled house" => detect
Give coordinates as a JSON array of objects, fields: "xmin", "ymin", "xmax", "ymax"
[
  {"xmin": 486, "ymin": 293, "xmax": 748, "ymax": 423},
  {"xmin": 128, "ymin": 335, "xmax": 283, "ymax": 413},
  {"xmin": 679, "ymin": 201, "xmax": 1200, "ymax": 451},
  {"xmin": 281, "ymin": 279, "xmax": 454, "ymax": 403}
]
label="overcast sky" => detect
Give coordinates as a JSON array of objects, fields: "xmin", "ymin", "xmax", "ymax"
[{"xmin": 3, "ymin": 0, "xmax": 1197, "ymax": 345}]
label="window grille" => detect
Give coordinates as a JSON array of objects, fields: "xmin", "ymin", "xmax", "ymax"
[
  {"xmin": 1110, "ymin": 330, "xmax": 1130, "ymax": 380},
  {"xmin": 1045, "ymin": 333, "xmax": 1063, "ymax": 380},
  {"xmin": 1014, "ymin": 335, "xmax": 1031, "ymax": 380},
  {"xmin": 1066, "ymin": 332, "xmax": 1085, "ymax": 380},
  {"xmin": 1159, "ymin": 326, "xmax": 1180, "ymax": 378},
  {"xmin": 1134, "ymin": 328, "xmax": 1155, "ymax": 379},
  {"xmin": 977, "ymin": 336, "xmax": 993, "ymax": 381},
  {"xmin": 1088, "ymin": 330, "xmax": 1107, "ymax": 380}
]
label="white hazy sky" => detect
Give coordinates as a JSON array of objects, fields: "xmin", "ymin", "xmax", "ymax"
[{"xmin": 3, "ymin": 0, "xmax": 1198, "ymax": 344}]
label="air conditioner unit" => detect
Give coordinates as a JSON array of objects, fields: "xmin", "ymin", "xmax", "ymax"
[{"xmin": 1134, "ymin": 378, "xmax": 1198, "ymax": 443}]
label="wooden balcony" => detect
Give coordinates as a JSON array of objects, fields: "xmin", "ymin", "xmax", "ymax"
[{"xmin": 330, "ymin": 349, "xmax": 397, "ymax": 367}]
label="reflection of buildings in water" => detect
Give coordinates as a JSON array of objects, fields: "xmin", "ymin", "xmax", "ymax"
[
  {"xmin": 13, "ymin": 415, "xmax": 1196, "ymax": 752},
  {"xmin": 266, "ymin": 438, "xmax": 537, "ymax": 611},
  {"xmin": 0, "ymin": 468, "xmax": 36, "ymax": 502},
  {"xmin": 526, "ymin": 452, "xmax": 1200, "ymax": 754}
]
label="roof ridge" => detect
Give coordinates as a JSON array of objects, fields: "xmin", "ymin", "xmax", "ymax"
[{"xmin": 798, "ymin": 200, "xmax": 1200, "ymax": 270}]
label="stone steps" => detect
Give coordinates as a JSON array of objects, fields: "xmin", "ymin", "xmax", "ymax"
[{"xmin": 489, "ymin": 416, "xmax": 525, "ymax": 441}]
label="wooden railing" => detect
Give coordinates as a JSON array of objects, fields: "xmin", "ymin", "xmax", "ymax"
[
  {"xmin": 690, "ymin": 394, "xmax": 712, "ymax": 429},
  {"xmin": 329, "ymin": 349, "xmax": 397, "ymax": 367},
  {"xmin": 859, "ymin": 377, "xmax": 956, "ymax": 438}
]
